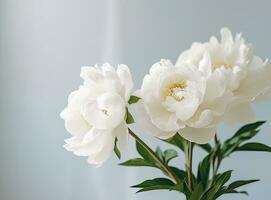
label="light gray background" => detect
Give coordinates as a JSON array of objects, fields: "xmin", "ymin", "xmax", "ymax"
[{"xmin": 1, "ymin": 0, "xmax": 271, "ymax": 200}]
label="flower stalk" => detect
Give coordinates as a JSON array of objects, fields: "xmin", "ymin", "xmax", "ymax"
[
  {"xmin": 185, "ymin": 141, "xmax": 194, "ymax": 191},
  {"xmin": 210, "ymin": 133, "xmax": 221, "ymax": 186},
  {"xmin": 128, "ymin": 128, "xmax": 180, "ymax": 184}
]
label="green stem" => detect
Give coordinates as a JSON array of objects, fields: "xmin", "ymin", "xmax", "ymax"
[
  {"xmin": 185, "ymin": 141, "xmax": 194, "ymax": 191},
  {"xmin": 211, "ymin": 133, "xmax": 221, "ymax": 184},
  {"xmin": 128, "ymin": 128, "xmax": 180, "ymax": 184}
]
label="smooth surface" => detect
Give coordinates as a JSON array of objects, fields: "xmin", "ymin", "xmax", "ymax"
[{"xmin": 0, "ymin": 0, "xmax": 271, "ymax": 199}]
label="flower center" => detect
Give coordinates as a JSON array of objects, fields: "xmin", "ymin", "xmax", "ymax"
[
  {"xmin": 101, "ymin": 109, "xmax": 109, "ymax": 115},
  {"xmin": 163, "ymin": 81, "xmax": 187, "ymax": 101}
]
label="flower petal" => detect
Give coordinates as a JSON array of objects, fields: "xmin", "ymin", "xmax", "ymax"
[
  {"xmin": 198, "ymin": 52, "xmax": 212, "ymax": 77},
  {"xmin": 117, "ymin": 64, "xmax": 133, "ymax": 102},
  {"xmin": 132, "ymin": 101, "xmax": 176, "ymax": 139},
  {"xmin": 60, "ymin": 108, "xmax": 90, "ymax": 136},
  {"xmin": 113, "ymin": 121, "xmax": 129, "ymax": 151},
  {"xmin": 179, "ymin": 126, "xmax": 216, "ymax": 144},
  {"xmin": 81, "ymin": 92, "xmax": 126, "ymax": 130},
  {"xmin": 204, "ymin": 68, "xmax": 227, "ymax": 102},
  {"xmin": 223, "ymin": 98, "xmax": 256, "ymax": 125},
  {"xmin": 237, "ymin": 56, "xmax": 271, "ymax": 101}
]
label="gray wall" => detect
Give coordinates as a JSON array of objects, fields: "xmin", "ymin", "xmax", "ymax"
[{"xmin": 1, "ymin": 0, "xmax": 271, "ymax": 200}]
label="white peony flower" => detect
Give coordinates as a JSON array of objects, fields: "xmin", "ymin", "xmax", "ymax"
[
  {"xmin": 135, "ymin": 59, "xmax": 231, "ymax": 144},
  {"xmin": 60, "ymin": 63, "xmax": 133, "ymax": 166},
  {"xmin": 177, "ymin": 28, "xmax": 271, "ymax": 124}
]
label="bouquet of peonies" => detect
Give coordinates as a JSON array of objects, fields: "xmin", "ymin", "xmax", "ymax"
[{"xmin": 60, "ymin": 28, "xmax": 271, "ymax": 199}]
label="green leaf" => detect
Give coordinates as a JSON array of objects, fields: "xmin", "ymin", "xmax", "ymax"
[
  {"xmin": 214, "ymin": 188, "xmax": 248, "ymax": 198},
  {"xmin": 119, "ymin": 158, "xmax": 155, "ymax": 167},
  {"xmin": 201, "ymin": 171, "xmax": 232, "ymax": 200},
  {"xmin": 126, "ymin": 109, "xmax": 134, "ymax": 124},
  {"xmin": 197, "ymin": 154, "xmax": 211, "ymax": 188},
  {"xmin": 189, "ymin": 183, "xmax": 204, "ymax": 200},
  {"xmin": 198, "ymin": 144, "xmax": 212, "ymax": 153},
  {"xmin": 170, "ymin": 167, "xmax": 186, "ymax": 180},
  {"xmin": 132, "ymin": 178, "xmax": 176, "ymax": 193},
  {"xmin": 214, "ymin": 179, "xmax": 258, "ymax": 198},
  {"xmin": 171, "ymin": 166, "xmax": 196, "ymax": 195},
  {"xmin": 136, "ymin": 141, "xmax": 156, "ymax": 163},
  {"xmin": 164, "ymin": 149, "xmax": 178, "ymax": 164},
  {"xmin": 228, "ymin": 179, "xmax": 259, "ymax": 190},
  {"xmin": 132, "ymin": 178, "xmax": 174, "ymax": 188},
  {"xmin": 215, "ymin": 171, "xmax": 232, "ymax": 187},
  {"xmin": 168, "ymin": 167, "xmax": 189, "ymax": 195},
  {"xmin": 114, "ymin": 138, "xmax": 121, "ymax": 159},
  {"xmin": 169, "ymin": 183, "xmax": 185, "ymax": 193},
  {"xmin": 154, "ymin": 147, "xmax": 177, "ymax": 164},
  {"xmin": 128, "ymin": 95, "xmax": 141, "ymax": 104},
  {"xmin": 224, "ymin": 121, "xmax": 265, "ymax": 145},
  {"xmin": 155, "ymin": 147, "xmax": 164, "ymax": 161},
  {"xmin": 224, "ymin": 190, "xmax": 248, "ymax": 195},
  {"xmin": 135, "ymin": 185, "xmax": 177, "ymax": 193},
  {"xmin": 164, "ymin": 133, "xmax": 186, "ymax": 151},
  {"xmin": 222, "ymin": 121, "xmax": 266, "ymax": 157},
  {"xmin": 225, "ymin": 130, "xmax": 258, "ymax": 146},
  {"xmin": 236, "ymin": 142, "xmax": 271, "ymax": 152},
  {"xmin": 233, "ymin": 121, "xmax": 266, "ymax": 137}
]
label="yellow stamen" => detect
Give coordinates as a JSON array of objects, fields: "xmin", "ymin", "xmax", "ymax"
[
  {"xmin": 212, "ymin": 59, "xmax": 232, "ymax": 69},
  {"xmin": 163, "ymin": 81, "xmax": 187, "ymax": 101}
]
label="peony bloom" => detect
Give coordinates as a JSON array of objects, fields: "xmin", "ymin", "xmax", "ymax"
[
  {"xmin": 135, "ymin": 59, "xmax": 231, "ymax": 144},
  {"xmin": 60, "ymin": 63, "xmax": 133, "ymax": 166},
  {"xmin": 177, "ymin": 28, "xmax": 271, "ymax": 124}
]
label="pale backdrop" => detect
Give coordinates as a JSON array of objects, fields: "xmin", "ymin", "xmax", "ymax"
[{"xmin": 1, "ymin": 0, "xmax": 271, "ymax": 199}]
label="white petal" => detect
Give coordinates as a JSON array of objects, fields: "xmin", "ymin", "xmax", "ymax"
[
  {"xmin": 179, "ymin": 126, "xmax": 216, "ymax": 144},
  {"xmin": 204, "ymin": 68, "xmax": 226, "ymax": 102},
  {"xmin": 188, "ymin": 110, "xmax": 214, "ymax": 128},
  {"xmin": 220, "ymin": 27, "xmax": 234, "ymax": 45},
  {"xmin": 149, "ymin": 59, "xmax": 173, "ymax": 75},
  {"xmin": 165, "ymin": 96, "xmax": 200, "ymax": 121},
  {"xmin": 188, "ymin": 89, "xmax": 232, "ymax": 129},
  {"xmin": 73, "ymin": 128, "xmax": 115, "ymax": 164},
  {"xmin": 146, "ymin": 101, "xmax": 182, "ymax": 132},
  {"xmin": 87, "ymin": 130, "xmax": 115, "ymax": 166},
  {"xmin": 198, "ymin": 52, "xmax": 212, "ymax": 77},
  {"xmin": 101, "ymin": 63, "xmax": 115, "ymax": 72},
  {"xmin": 81, "ymin": 92, "xmax": 125, "ymax": 130},
  {"xmin": 87, "ymin": 142, "xmax": 113, "ymax": 166},
  {"xmin": 113, "ymin": 121, "xmax": 129, "ymax": 151},
  {"xmin": 68, "ymin": 86, "xmax": 93, "ymax": 111},
  {"xmin": 230, "ymin": 65, "xmax": 247, "ymax": 90},
  {"xmin": 117, "ymin": 64, "xmax": 133, "ymax": 102},
  {"xmin": 223, "ymin": 98, "xmax": 256, "ymax": 125},
  {"xmin": 141, "ymin": 74, "xmax": 182, "ymax": 132},
  {"xmin": 207, "ymin": 90, "xmax": 233, "ymax": 115},
  {"xmin": 102, "ymin": 69, "xmax": 124, "ymax": 96},
  {"xmin": 71, "ymin": 129, "xmax": 106, "ymax": 156},
  {"xmin": 131, "ymin": 101, "xmax": 176, "ymax": 139},
  {"xmin": 176, "ymin": 43, "xmax": 205, "ymax": 66},
  {"xmin": 80, "ymin": 66, "xmax": 103, "ymax": 82},
  {"xmin": 61, "ymin": 108, "xmax": 90, "ymax": 136},
  {"xmin": 209, "ymin": 36, "xmax": 219, "ymax": 45},
  {"xmin": 64, "ymin": 136, "xmax": 84, "ymax": 152},
  {"xmin": 237, "ymin": 56, "xmax": 271, "ymax": 100},
  {"xmin": 175, "ymin": 63, "xmax": 202, "ymax": 81}
]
